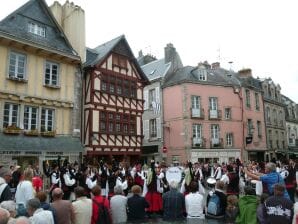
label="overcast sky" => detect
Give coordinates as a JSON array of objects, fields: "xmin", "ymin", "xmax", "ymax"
[{"xmin": 1, "ymin": 0, "xmax": 297, "ymax": 102}]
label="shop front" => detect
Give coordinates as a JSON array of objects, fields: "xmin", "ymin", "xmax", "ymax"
[{"xmin": 191, "ymin": 149, "xmax": 241, "ymax": 164}]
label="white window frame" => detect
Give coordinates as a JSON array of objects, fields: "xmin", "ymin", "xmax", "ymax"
[
  {"xmin": 226, "ymin": 133, "xmax": 233, "ymax": 146},
  {"xmin": 192, "ymin": 124, "xmax": 202, "ymax": 138},
  {"xmin": 211, "ymin": 124, "xmax": 219, "ymax": 139},
  {"xmin": 255, "ymin": 92, "xmax": 260, "ymax": 110},
  {"xmin": 266, "ymin": 107, "xmax": 271, "ymax": 123},
  {"xmin": 148, "ymin": 88, "xmax": 156, "ymax": 109},
  {"xmin": 149, "ymin": 119, "xmax": 157, "ymax": 138},
  {"xmin": 3, "ymin": 103, "xmax": 19, "ymax": 128},
  {"xmin": 198, "ymin": 69, "xmax": 207, "ymax": 81},
  {"xmin": 224, "ymin": 108, "xmax": 231, "ymax": 120},
  {"xmin": 209, "ymin": 97, "xmax": 218, "ymax": 110},
  {"xmin": 245, "ymin": 89, "xmax": 251, "ymax": 108},
  {"xmin": 8, "ymin": 51, "xmax": 26, "ymax": 79},
  {"xmin": 28, "ymin": 22, "xmax": 45, "ymax": 37},
  {"xmin": 41, "ymin": 108, "xmax": 55, "ymax": 132},
  {"xmin": 191, "ymin": 96, "xmax": 200, "ymax": 109},
  {"xmin": 24, "ymin": 106, "xmax": 38, "ymax": 130},
  {"xmin": 45, "ymin": 61, "xmax": 59, "ymax": 87},
  {"xmin": 257, "ymin": 121, "xmax": 262, "ymax": 137}
]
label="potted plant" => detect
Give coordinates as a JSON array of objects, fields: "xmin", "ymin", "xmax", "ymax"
[
  {"xmin": 41, "ymin": 130, "xmax": 56, "ymax": 137},
  {"xmin": 24, "ymin": 129, "xmax": 39, "ymax": 136},
  {"xmin": 3, "ymin": 125, "xmax": 22, "ymax": 135}
]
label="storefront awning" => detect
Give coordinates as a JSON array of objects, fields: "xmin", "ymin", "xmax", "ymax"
[{"xmin": 0, "ymin": 133, "xmax": 84, "ymax": 152}]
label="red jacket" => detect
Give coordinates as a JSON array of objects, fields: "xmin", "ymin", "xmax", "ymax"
[{"xmin": 91, "ymin": 195, "xmax": 110, "ymax": 224}]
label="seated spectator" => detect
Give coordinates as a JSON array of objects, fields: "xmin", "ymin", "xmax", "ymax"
[
  {"xmin": 127, "ymin": 185, "xmax": 149, "ymax": 221},
  {"xmin": 110, "ymin": 185, "xmax": 127, "ymax": 224},
  {"xmin": 27, "ymin": 198, "xmax": 54, "ymax": 224},
  {"xmin": 265, "ymin": 184, "xmax": 293, "ymax": 224},
  {"xmin": 36, "ymin": 191, "xmax": 57, "ymax": 224},
  {"xmin": 72, "ymin": 186, "xmax": 92, "ymax": 224},
  {"xmin": 225, "ymin": 195, "xmax": 239, "ymax": 224},
  {"xmin": 185, "ymin": 181, "xmax": 204, "ymax": 222},
  {"xmin": 91, "ymin": 185, "xmax": 111, "ymax": 224},
  {"xmin": 256, "ymin": 193, "xmax": 269, "ymax": 224},
  {"xmin": 0, "ymin": 207, "xmax": 10, "ymax": 224},
  {"xmin": 0, "ymin": 200, "xmax": 16, "ymax": 223},
  {"xmin": 163, "ymin": 180, "xmax": 185, "ymax": 221},
  {"xmin": 236, "ymin": 186, "xmax": 258, "ymax": 224},
  {"xmin": 206, "ymin": 180, "xmax": 227, "ymax": 222}
]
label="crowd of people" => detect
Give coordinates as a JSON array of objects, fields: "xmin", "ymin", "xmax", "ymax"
[{"xmin": 0, "ymin": 157, "xmax": 298, "ymax": 224}]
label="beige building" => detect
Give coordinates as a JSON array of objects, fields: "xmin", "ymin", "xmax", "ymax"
[{"xmin": 0, "ymin": 0, "xmax": 83, "ymax": 168}]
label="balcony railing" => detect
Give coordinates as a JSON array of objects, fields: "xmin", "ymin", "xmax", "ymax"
[
  {"xmin": 210, "ymin": 138, "xmax": 223, "ymax": 148},
  {"xmin": 191, "ymin": 108, "xmax": 204, "ymax": 119},
  {"xmin": 208, "ymin": 109, "xmax": 222, "ymax": 120},
  {"xmin": 192, "ymin": 137, "xmax": 206, "ymax": 148}
]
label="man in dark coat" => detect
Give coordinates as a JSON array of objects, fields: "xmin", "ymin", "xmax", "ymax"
[{"xmin": 0, "ymin": 167, "xmax": 13, "ymax": 203}]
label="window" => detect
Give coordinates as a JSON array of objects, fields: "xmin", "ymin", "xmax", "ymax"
[
  {"xmin": 3, "ymin": 103, "xmax": 19, "ymax": 128},
  {"xmin": 209, "ymin": 97, "xmax": 218, "ymax": 110},
  {"xmin": 197, "ymin": 69, "xmax": 207, "ymax": 81},
  {"xmin": 224, "ymin": 108, "xmax": 231, "ymax": 120},
  {"xmin": 211, "ymin": 124, "xmax": 219, "ymax": 139},
  {"xmin": 191, "ymin": 96, "xmax": 200, "ymax": 109},
  {"xmin": 279, "ymin": 111, "xmax": 283, "ymax": 127},
  {"xmin": 272, "ymin": 109, "xmax": 277, "ymax": 125},
  {"xmin": 266, "ymin": 107, "xmax": 271, "ymax": 123},
  {"xmin": 226, "ymin": 133, "xmax": 233, "ymax": 146},
  {"xmin": 112, "ymin": 54, "xmax": 127, "ymax": 69},
  {"xmin": 28, "ymin": 22, "xmax": 45, "ymax": 37},
  {"xmin": 41, "ymin": 108, "xmax": 54, "ymax": 132},
  {"xmin": 247, "ymin": 119, "xmax": 253, "ymax": 136},
  {"xmin": 245, "ymin": 89, "xmax": 251, "ymax": 108},
  {"xmin": 255, "ymin": 93, "xmax": 260, "ymax": 110},
  {"xmin": 149, "ymin": 119, "xmax": 157, "ymax": 138},
  {"xmin": 192, "ymin": 124, "xmax": 202, "ymax": 138},
  {"xmin": 257, "ymin": 121, "xmax": 262, "ymax": 137},
  {"xmin": 9, "ymin": 51, "xmax": 26, "ymax": 79},
  {"xmin": 45, "ymin": 61, "xmax": 59, "ymax": 86},
  {"xmin": 268, "ymin": 130, "xmax": 273, "ymax": 148},
  {"xmin": 24, "ymin": 106, "xmax": 38, "ymax": 130},
  {"xmin": 149, "ymin": 89, "xmax": 156, "ymax": 109}
]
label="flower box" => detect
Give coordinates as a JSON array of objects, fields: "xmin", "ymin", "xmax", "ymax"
[
  {"xmin": 40, "ymin": 131, "xmax": 56, "ymax": 137},
  {"xmin": 3, "ymin": 125, "xmax": 22, "ymax": 135},
  {"xmin": 24, "ymin": 129, "xmax": 39, "ymax": 136}
]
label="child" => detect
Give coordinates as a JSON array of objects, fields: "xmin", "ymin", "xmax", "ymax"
[{"xmin": 225, "ymin": 195, "xmax": 239, "ymax": 224}]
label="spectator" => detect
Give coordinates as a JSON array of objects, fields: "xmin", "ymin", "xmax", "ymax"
[
  {"xmin": 91, "ymin": 185, "xmax": 111, "ymax": 224},
  {"xmin": 15, "ymin": 168, "xmax": 35, "ymax": 217},
  {"xmin": 14, "ymin": 216, "xmax": 31, "ymax": 224},
  {"xmin": 0, "ymin": 207, "xmax": 10, "ymax": 224},
  {"xmin": 0, "ymin": 200, "xmax": 17, "ymax": 223},
  {"xmin": 11, "ymin": 166, "xmax": 21, "ymax": 189},
  {"xmin": 293, "ymin": 201, "xmax": 298, "ymax": 224},
  {"xmin": 257, "ymin": 193, "xmax": 269, "ymax": 224},
  {"xmin": 110, "ymin": 185, "xmax": 127, "ymax": 224},
  {"xmin": 222, "ymin": 165, "xmax": 239, "ymax": 195},
  {"xmin": 32, "ymin": 174, "xmax": 43, "ymax": 193},
  {"xmin": 206, "ymin": 180, "xmax": 227, "ymax": 222},
  {"xmin": 163, "ymin": 180, "xmax": 185, "ymax": 221},
  {"xmin": 236, "ymin": 186, "xmax": 258, "ymax": 224},
  {"xmin": 51, "ymin": 188, "xmax": 74, "ymax": 224},
  {"xmin": 265, "ymin": 184, "xmax": 293, "ymax": 224},
  {"xmin": 27, "ymin": 198, "xmax": 54, "ymax": 224},
  {"xmin": 225, "ymin": 195, "xmax": 239, "ymax": 224},
  {"xmin": 244, "ymin": 162, "xmax": 290, "ymax": 199},
  {"xmin": 72, "ymin": 186, "xmax": 92, "ymax": 224},
  {"xmin": 0, "ymin": 167, "xmax": 13, "ymax": 203},
  {"xmin": 35, "ymin": 191, "xmax": 57, "ymax": 224},
  {"xmin": 185, "ymin": 181, "xmax": 204, "ymax": 223},
  {"xmin": 127, "ymin": 185, "xmax": 149, "ymax": 221}
]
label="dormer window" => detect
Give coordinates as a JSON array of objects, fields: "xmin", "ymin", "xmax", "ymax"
[
  {"xmin": 28, "ymin": 22, "xmax": 45, "ymax": 37},
  {"xmin": 197, "ymin": 69, "xmax": 207, "ymax": 81}
]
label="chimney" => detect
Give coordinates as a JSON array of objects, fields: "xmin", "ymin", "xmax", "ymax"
[
  {"xmin": 238, "ymin": 68, "xmax": 252, "ymax": 78},
  {"xmin": 50, "ymin": 1, "xmax": 86, "ymax": 62},
  {"xmin": 211, "ymin": 62, "xmax": 220, "ymax": 69},
  {"xmin": 164, "ymin": 43, "xmax": 175, "ymax": 64},
  {"xmin": 138, "ymin": 50, "xmax": 143, "ymax": 58}
]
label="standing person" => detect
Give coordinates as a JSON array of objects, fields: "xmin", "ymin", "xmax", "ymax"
[
  {"xmin": 0, "ymin": 167, "xmax": 12, "ymax": 203},
  {"xmin": 49, "ymin": 164, "xmax": 60, "ymax": 202},
  {"xmin": 163, "ymin": 180, "xmax": 185, "ymax": 222},
  {"xmin": 256, "ymin": 193, "xmax": 269, "ymax": 224},
  {"xmin": 284, "ymin": 160, "xmax": 296, "ymax": 203},
  {"xmin": 0, "ymin": 200, "xmax": 16, "ymax": 223},
  {"xmin": 244, "ymin": 162, "xmax": 290, "ymax": 199},
  {"xmin": 221, "ymin": 165, "xmax": 240, "ymax": 195},
  {"xmin": 91, "ymin": 185, "xmax": 111, "ymax": 224},
  {"xmin": 225, "ymin": 195, "xmax": 239, "ymax": 224},
  {"xmin": 185, "ymin": 181, "xmax": 205, "ymax": 223},
  {"xmin": 265, "ymin": 184, "xmax": 293, "ymax": 224},
  {"xmin": 35, "ymin": 191, "xmax": 57, "ymax": 224},
  {"xmin": 110, "ymin": 185, "xmax": 127, "ymax": 224},
  {"xmin": 15, "ymin": 168, "xmax": 35, "ymax": 217},
  {"xmin": 27, "ymin": 198, "xmax": 54, "ymax": 224},
  {"xmin": 127, "ymin": 185, "xmax": 149, "ymax": 222},
  {"xmin": 0, "ymin": 207, "xmax": 10, "ymax": 224},
  {"xmin": 51, "ymin": 188, "xmax": 74, "ymax": 224},
  {"xmin": 72, "ymin": 186, "xmax": 92, "ymax": 224}
]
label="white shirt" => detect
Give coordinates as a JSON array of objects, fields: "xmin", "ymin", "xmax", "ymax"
[
  {"xmin": 86, "ymin": 176, "xmax": 97, "ymax": 190},
  {"xmin": 72, "ymin": 197, "xmax": 92, "ymax": 224},
  {"xmin": 185, "ymin": 192, "xmax": 205, "ymax": 218},
  {"xmin": 15, "ymin": 180, "xmax": 35, "ymax": 207},
  {"xmin": 110, "ymin": 194, "xmax": 127, "ymax": 224},
  {"xmin": 220, "ymin": 174, "xmax": 229, "ymax": 184},
  {"xmin": 30, "ymin": 208, "xmax": 54, "ymax": 224}
]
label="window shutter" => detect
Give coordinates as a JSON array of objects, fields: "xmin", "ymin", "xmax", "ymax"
[
  {"xmin": 144, "ymin": 90, "xmax": 148, "ymax": 110},
  {"xmin": 155, "ymin": 87, "xmax": 160, "ymax": 103},
  {"xmin": 156, "ymin": 118, "xmax": 161, "ymax": 138},
  {"xmin": 143, "ymin": 120, "xmax": 149, "ymax": 140}
]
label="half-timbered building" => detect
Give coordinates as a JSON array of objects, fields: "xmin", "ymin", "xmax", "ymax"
[{"xmin": 83, "ymin": 35, "xmax": 149, "ymax": 163}]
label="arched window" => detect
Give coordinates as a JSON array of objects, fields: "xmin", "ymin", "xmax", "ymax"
[{"xmin": 266, "ymin": 107, "xmax": 271, "ymax": 123}]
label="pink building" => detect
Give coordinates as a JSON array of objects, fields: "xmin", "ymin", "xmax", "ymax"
[{"xmin": 163, "ymin": 62, "xmax": 243, "ymax": 164}]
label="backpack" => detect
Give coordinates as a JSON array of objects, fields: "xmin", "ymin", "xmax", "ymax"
[
  {"xmin": 92, "ymin": 198, "xmax": 111, "ymax": 224},
  {"xmin": 207, "ymin": 193, "xmax": 221, "ymax": 215}
]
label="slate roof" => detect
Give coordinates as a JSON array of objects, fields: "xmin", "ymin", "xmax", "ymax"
[
  {"xmin": 141, "ymin": 58, "xmax": 171, "ymax": 81},
  {"xmin": 0, "ymin": 133, "xmax": 83, "ymax": 152},
  {"xmin": 84, "ymin": 35, "xmax": 149, "ymax": 83},
  {"xmin": 163, "ymin": 66, "xmax": 241, "ymax": 88},
  {"xmin": 0, "ymin": 0, "xmax": 79, "ymax": 59}
]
